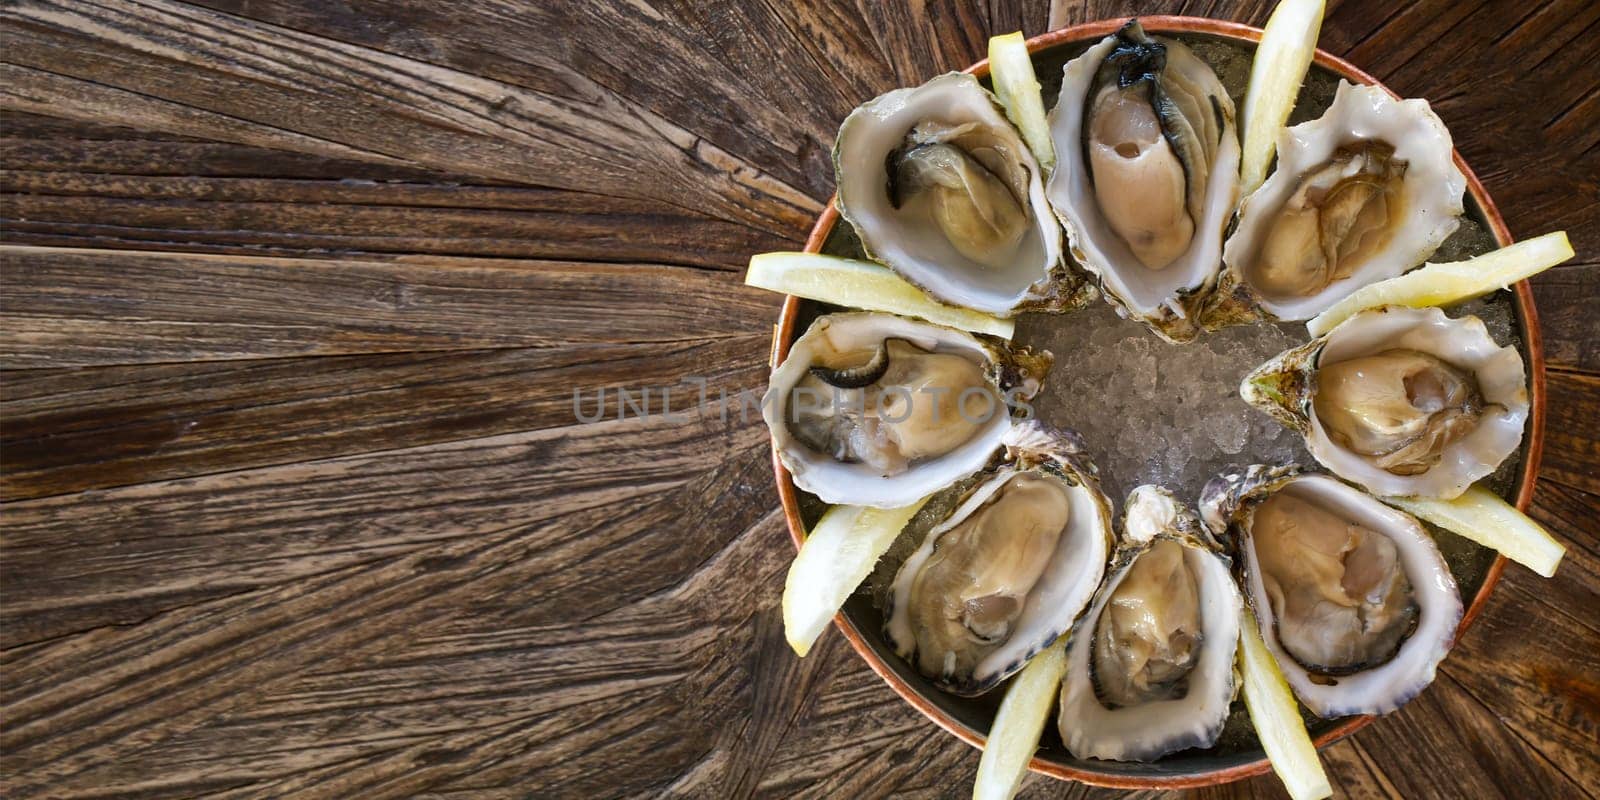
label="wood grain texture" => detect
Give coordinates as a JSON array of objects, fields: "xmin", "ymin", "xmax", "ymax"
[{"xmin": 1, "ymin": 0, "xmax": 1596, "ymax": 798}]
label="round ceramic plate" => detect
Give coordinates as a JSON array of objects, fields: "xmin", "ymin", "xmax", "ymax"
[{"xmin": 768, "ymin": 16, "xmax": 1545, "ymax": 790}]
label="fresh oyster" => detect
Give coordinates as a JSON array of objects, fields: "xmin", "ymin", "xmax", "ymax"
[
  {"xmin": 1058, "ymin": 486, "xmax": 1241, "ymax": 762},
  {"xmin": 1204, "ymin": 81, "xmax": 1466, "ymax": 327},
  {"xmin": 1046, "ymin": 20, "xmax": 1240, "ymax": 342},
  {"xmin": 764, "ymin": 312, "xmax": 1051, "ymax": 508},
  {"xmin": 1202, "ymin": 466, "xmax": 1461, "ymax": 716},
  {"xmin": 1241, "ymin": 305, "xmax": 1527, "ymax": 499},
  {"xmin": 834, "ymin": 73, "xmax": 1091, "ymax": 316},
  {"xmin": 885, "ymin": 422, "xmax": 1112, "ymax": 695}
]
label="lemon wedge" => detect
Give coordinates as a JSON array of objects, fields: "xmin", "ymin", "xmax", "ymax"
[
  {"xmin": 973, "ymin": 643, "xmax": 1065, "ymax": 800},
  {"xmin": 1386, "ymin": 484, "xmax": 1565, "ymax": 577},
  {"xmin": 1240, "ymin": 0, "xmax": 1326, "ymax": 195},
  {"xmin": 987, "ymin": 32, "xmax": 1054, "ymax": 171},
  {"xmin": 1239, "ymin": 608, "xmax": 1332, "ymax": 800},
  {"xmin": 782, "ymin": 498, "xmax": 930, "ymax": 656},
  {"xmin": 746, "ymin": 252, "xmax": 1015, "ymax": 339},
  {"xmin": 1306, "ymin": 232, "xmax": 1574, "ymax": 337}
]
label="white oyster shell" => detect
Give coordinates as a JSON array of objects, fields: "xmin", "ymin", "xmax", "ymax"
[
  {"xmin": 1046, "ymin": 25, "xmax": 1240, "ymax": 342},
  {"xmin": 1212, "ymin": 471, "xmax": 1462, "ymax": 717},
  {"xmin": 884, "ymin": 422, "xmax": 1112, "ymax": 695},
  {"xmin": 1058, "ymin": 485, "xmax": 1241, "ymax": 762},
  {"xmin": 1243, "ymin": 305, "xmax": 1528, "ymax": 500},
  {"xmin": 834, "ymin": 73, "xmax": 1075, "ymax": 316},
  {"xmin": 763, "ymin": 312, "xmax": 1046, "ymax": 508},
  {"xmin": 1211, "ymin": 81, "xmax": 1466, "ymax": 324}
]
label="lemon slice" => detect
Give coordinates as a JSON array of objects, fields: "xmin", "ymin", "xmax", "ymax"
[
  {"xmin": 1240, "ymin": 0, "xmax": 1326, "ymax": 195},
  {"xmin": 746, "ymin": 252, "xmax": 1015, "ymax": 339},
  {"xmin": 973, "ymin": 643, "xmax": 1065, "ymax": 800},
  {"xmin": 987, "ymin": 32, "xmax": 1054, "ymax": 172},
  {"xmin": 782, "ymin": 498, "xmax": 930, "ymax": 656},
  {"xmin": 1386, "ymin": 484, "xmax": 1565, "ymax": 578},
  {"xmin": 1306, "ymin": 232, "xmax": 1574, "ymax": 337},
  {"xmin": 1239, "ymin": 608, "xmax": 1332, "ymax": 800}
]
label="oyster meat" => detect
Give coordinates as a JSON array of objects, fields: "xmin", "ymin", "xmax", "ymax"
[
  {"xmin": 1205, "ymin": 81, "xmax": 1466, "ymax": 326},
  {"xmin": 1059, "ymin": 486, "xmax": 1241, "ymax": 762},
  {"xmin": 834, "ymin": 73, "xmax": 1090, "ymax": 316},
  {"xmin": 1241, "ymin": 305, "xmax": 1528, "ymax": 499},
  {"xmin": 886, "ymin": 423, "xmax": 1112, "ymax": 695},
  {"xmin": 764, "ymin": 312, "xmax": 1051, "ymax": 508},
  {"xmin": 1047, "ymin": 20, "xmax": 1240, "ymax": 342},
  {"xmin": 1202, "ymin": 466, "xmax": 1462, "ymax": 717},
  {"xmin": 787, "ymin": 339, "xmax": 993, "ymax": 475},
  {"xmin": 1312, "ymin": 349, "xmax": 1484, "ymax": 476}
]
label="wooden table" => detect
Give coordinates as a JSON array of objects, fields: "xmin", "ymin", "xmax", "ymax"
[{"xmin": 2, "ymin": 1, "xmax": 1595, "ymax": 797}]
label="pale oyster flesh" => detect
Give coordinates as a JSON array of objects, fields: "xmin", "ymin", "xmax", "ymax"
[
  {"xmin": 1085, "ymin": 30, "xmax": 1219, "ymax": 271},
  {"xmin": 901, "ymin": 472, "xmax": 1072, "ymax": 681},
  {"xmin": 1312, "ymin": 349, "xmax": 1488, "ymax": 477},
  {"xmin": 1251, "ymin": 142, "xmax": 1406, "ymax": 300},
  {"xmin": 1091, "ymin": 538, "xmax": 1203, "ymax": 707},
  {"xmin": 1252, "ymin": 489, "xmax": 1417, "ymax": 672},
  {"xmin": 1059, "ymin": 485, "xmax": 1240, "ymax": 762},
  {"xmin": 1209, "ymin": 81, "xmax": 1465, "ymax": 325},
  {"xmin": 1205, "ymin": 468, "xmax": 1461, "ymax": 717},
  {"xmin": 786, "ymin": 338, "xmax": 995, "ymax": 475},
  {"xmin": 834, "ymin": 73, "xmax": 1074, "ymax": 316},
  {"xmin": 1047, "ymin": 20, "xmax": 1239, "ymax": 341},
  {"xmin": 889, "ymin": 123, "xmax": 1031, "ymax": 269}
]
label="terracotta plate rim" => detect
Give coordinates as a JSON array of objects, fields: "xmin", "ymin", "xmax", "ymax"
[{"xmin": 766, "ymin": 15, "xmax": 1544, "ymax": 790}]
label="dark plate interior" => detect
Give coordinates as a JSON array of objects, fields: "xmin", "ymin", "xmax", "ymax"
[{"xmin": 782, "ymin": 27, "xmax": 1530, "ymax": 780}]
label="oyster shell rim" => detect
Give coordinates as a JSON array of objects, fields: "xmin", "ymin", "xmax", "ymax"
[
  {"xmin": 881, "ymin": 422, "xmax": 1115, "ymax": 697},
  {"xmin": 1240, "ymin": 304, "xmax": 1531, "ymax": 500},
  {"xmin": 1200, "ymin": 467, "xmax": 1464, "ymax": 718},
  {"xmin": 832, "ymin": 72, "xmax": 1093, "ymax": 318},
  {"xmin": 1043, "ymin": 21, "xmax": 1242, "ymax": 344},
  {"xmin": 1057, "ymin": 485, "xmax": 1244, "ymax": 763}
]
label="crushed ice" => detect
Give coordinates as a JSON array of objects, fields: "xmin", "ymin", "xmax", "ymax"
[{"xmin": 1016, "ymin": 303, "xmax": 1311, "ymax": 515}]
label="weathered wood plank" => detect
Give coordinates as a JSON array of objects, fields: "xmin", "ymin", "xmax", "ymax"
[
  {"xmin": 1341, "ymin": 669, "xmax": 1592, "ymax": 800},
  {"xmin": 0, "ymin": 0, "xmax": 822, "ymax": 237},
  {"xmin": 0, "ymin": 111, "xmax": 484, "ymax": 181},
  {"xmin": 1443, "ymin": 577, "xmax": 1600, "ymax": 790},
  {"xmin": 0, "ymin": 113, "xmax": 789, "ymax": 266},
  {"xmin": 0, "ymin": 408, "xmax": 769, "ymax": 649},
  {"xmin": 1, "ymin": 436, "xmax": 778, "ymax": 796},
  {"xmin": 0, "ymin": 246, "xmax": 776, "ymax": 368},
  {"xmin": 1543, "ymin": 370, "xmax": 1600, "ymax": 495},
  {"xmin": 1530, "ymin": 263, "xmax": 1600, "ymax": 374},
  {"xmin": 185, "ymin": 0, "xmax": 854, "ymax": 204},
  {"xmin": 1, "ymin": 174, "xmax": 787, "ymax": 268},
  {"xmin": 0, "ymin": 1, "xmax": 1595, "ymax": 798},
  {"xmin": 0, "ymin": 335, "xmax": 768, "ymax": 500}
]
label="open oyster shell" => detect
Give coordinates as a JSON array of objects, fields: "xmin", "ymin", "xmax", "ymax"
[
  {"xmin": 834, "ymin": 73, "xmax": 1092, "ymax": 316},
  {"xmin": 1046, "ymin": 20, "xmax": 1241, "ymax": 343},
  {"xmin": 1241, "ymin": 305, "xmax": 1528, "ymax": 500},
  {"xmin": 1058, "ymin": 485, "xmax": 1241, "ymax": 762},
  {"xmin": 885, "ymin": 422, "xmax": 1112, "ymax": 695},
  {"xmin": 763, "ymin": 312, "xmax": 1051, "ymax": 508},
  {"xmin": 1202, "ymin": 466, "xmax": 1462, "ymax": 717},
  {"xmin": 1204, "ymin": 81, "xmax": 1467, "ymax": 327}
]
